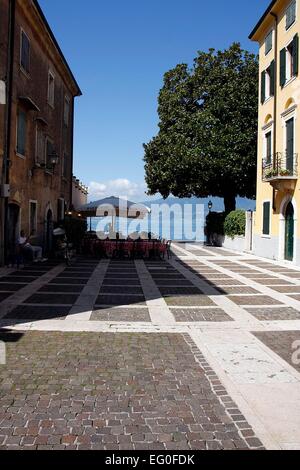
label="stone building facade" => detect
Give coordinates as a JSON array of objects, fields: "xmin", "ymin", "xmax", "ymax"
[
  {"xmin": 0, "ymin": 0, "xmax": 81, "ymax": 263},
  {"xmin": 72, "ymin": 176, "xmax": 88, "ymax": 211}
]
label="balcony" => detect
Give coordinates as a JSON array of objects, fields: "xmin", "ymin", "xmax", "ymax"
[{"xmin": 262, "ymin": 152, "xmax": 298, "ymax": 190}]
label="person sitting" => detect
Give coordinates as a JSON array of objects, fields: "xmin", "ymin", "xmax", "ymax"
[{"xmin": 18, "ymin": 230, "xmax": 47, "ymax": 263}]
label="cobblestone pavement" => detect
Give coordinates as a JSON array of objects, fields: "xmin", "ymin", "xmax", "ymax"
[
  {"xmin": 0, "ymin": 247, "xmax": 300, "ymax": 450},
  {"xmin": 0, "ymin": 331, "xmax": 264, "ymax": 450}
]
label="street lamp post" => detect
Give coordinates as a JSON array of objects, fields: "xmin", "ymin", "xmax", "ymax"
[{"xmin": 207, "ymin": 200, "xmax": 213, "ymax": 246}]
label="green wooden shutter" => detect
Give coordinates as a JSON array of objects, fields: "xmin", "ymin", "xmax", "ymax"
[
  {"xmin": 263, "ymin": 202, "xmax": 270, "ymax": 236},
  {"xmin": 266, "ymin": 132, "xmax": 272, "ymax": 163},
  {"xmin": 280, "ymin": 48, "xmax": 286, "ymax": 87},
  {"xmin": 261, "ymin": 71, "xmax": 266, "ymax": 104},
  {"xmin": 293, "ymin": 34, "xmax": 299, "ymax": 76},
  {"xmin": 286, "ymin": 118, "xmax": 294, "ymax": 173},
  {"xmin": 270, "ymin": 60, "xmax": 275, "ymax": 96}
]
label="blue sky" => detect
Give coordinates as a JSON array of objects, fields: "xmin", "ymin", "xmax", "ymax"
[{"xmin": 39, "ymin": 0, "xmax": 270, "ymax": 201}]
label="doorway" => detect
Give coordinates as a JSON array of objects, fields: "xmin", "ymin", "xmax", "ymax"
[
  {"xmin": 7, "ymin": 203, "xmax": 20, "ymax": 257},
  {"xmin": 285, "ymin": 201, "xmax": 294, "ymax": 261}
]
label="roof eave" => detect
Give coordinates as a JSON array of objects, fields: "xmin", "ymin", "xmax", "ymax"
[
  {"xmin": 32, "ymin": 0, "xmax": 82, "ymax": 96},
  {"xmin": 249, "ymin": 0, "xmax": 278, "ymax": 41}
]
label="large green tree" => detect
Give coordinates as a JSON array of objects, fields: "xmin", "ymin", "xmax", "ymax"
[{"xmin": 144, "ymin": 43, "xmax": 259, "ymax": 213}]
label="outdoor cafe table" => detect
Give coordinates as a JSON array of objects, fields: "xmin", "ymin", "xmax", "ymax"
[{"xmin": 82, "ymin": 238, "xmax": 166, "ymax": 259}]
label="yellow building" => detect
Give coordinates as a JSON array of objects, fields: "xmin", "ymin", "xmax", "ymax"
[{"xmin": 250, "ymin": 0, "xmax": 300, "ymax": 264}]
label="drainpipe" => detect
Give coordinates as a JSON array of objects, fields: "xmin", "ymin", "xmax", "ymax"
[
  {"xmin": 270, "ymin": 11, "xmax": 278, "ymax": 212},
  {"xmin": 1, "ymin": 0, "xmax": 15, "ymax": 265}
]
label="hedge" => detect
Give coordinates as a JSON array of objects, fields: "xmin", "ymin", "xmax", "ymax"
[{"xmin": 224, "ymin": 210, "xmax": 246, "ymax": 239}]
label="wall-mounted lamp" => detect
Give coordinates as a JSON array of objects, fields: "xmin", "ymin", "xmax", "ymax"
[{"xmin": 48, "ymin": 150, "xmax": 59, "ymax": 168}]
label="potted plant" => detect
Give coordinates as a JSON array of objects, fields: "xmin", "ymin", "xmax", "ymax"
[
  {"xmin": 279, "ymin": 169, "xmax": 291, "ymax": 177},
  {"xmin": 264, "ymin": 168, "xmax": 277, "ymax": 179}
]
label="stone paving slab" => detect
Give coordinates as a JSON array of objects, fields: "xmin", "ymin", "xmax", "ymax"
[
  {"xmin": 38, "ymin": 285, "xmax": 85, "ymax": 293},
  {"xmin": 228, "ymin": 296, "xmax": 284, "ymax": 306},
  {"xmin": 49, "ymin": 278, "xmax": 89, "ymax": 285},
  {"xmin": 253, "ymin": 331, "xmax": 300, "ymax": 373},
  {"xmin": 165, "ymin": 296, "xmax": 216, "ymax": 307},
  {"xmin": 95, "ymin": 295, "xmax": 146, "ymax": 307},
  {"xmin": 57, "ymin": 272, "xmax": 91, "ymax": 279},
  {"xmin": 215, "ymin": 287, "xmax": 260, "ymax": 295},
  {"xmin": 153, "ymin": 280, "xmax": 193, "ymax": 286},
  {"xmin": 0, "ymin": 293, "xmax": 12, "ymax": 302},
  {"xmin": 283, "ymin": 273, "xmax": 300, "ymax": 279},
  {"xmin": 254, "ymin": 279, "xmax": 294, "ymax": 286},
  {"xmin": 170, "ymin": 308, "xmax": 233, "ymax": 323},
  {"xmin": 100, "ymin": 286, "xmax": 144, "ymax": 295},
  {"xmin": 0, "ymin": 331, "xmax": 264, "ymax": 450},
  {"xmin": 159, "ymin": 287, "xmax": 204, "ymax": 296},
  {"xmin": 10, "ymin": 271, "xmax": 46, "ymax": 277},
  {"xmin": 90, "ymin": 308, "xmax": 151, "ymax": 322},
  {"xmin": 0, "ymin": 284, "xmax": 26, "ymax": 292},
  {"xmin": 4, "ymin": 305, "xmax": 71, "ymax": 320},
  {"xmin": 151, "ymin": 274, "xmax": 186, "ymax": 279},
  {"xmin": 22, "ymin": 266, "xmax": 53, "ymax": 272},
  {"xmin": 22, "ymin": 294, "xmax": 80, "ymax": 305},
  {"xmin": 0, "ymin": 276, "xmax": 38, "ymax": 284},
  {"xmin": 246, "ymin": 308, "xmax": 300, "ymax": 321},
  {"xmin": 102, "ymin": 279, "xmax": 141, "ymax": 286},
  {"xmin": 208, "ymin": 279, "xmax": 244, "ymax": 286},
  {"xmin": 104, "ymin": 273, "xmax": 139, "ymax": 279},
  {"xmin": 270, "ymin": 287, "xmax": 300, "ymax": 293}
]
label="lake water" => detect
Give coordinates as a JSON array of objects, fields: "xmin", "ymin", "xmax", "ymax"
[{"xmin": 89, "ymin": 203, "xmax": 206, "ymax": 242}]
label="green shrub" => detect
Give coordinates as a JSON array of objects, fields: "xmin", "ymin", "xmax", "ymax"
[
  {"xmin": 224, "ymin": 210, "xmax": 246, "ymax": 239},
  {"xmin": 205, "ymin": 212, "xmax": 225, "ymax": 236}
]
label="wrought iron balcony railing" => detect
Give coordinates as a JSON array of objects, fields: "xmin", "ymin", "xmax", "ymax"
[{"xmin": 262, "ymin": 152, "xmax": 298, "ymax": 181}]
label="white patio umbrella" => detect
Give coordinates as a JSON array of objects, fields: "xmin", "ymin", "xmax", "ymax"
[{"xmin": 79, "ymin": 196, "xmax": 151, "ymax": 233}]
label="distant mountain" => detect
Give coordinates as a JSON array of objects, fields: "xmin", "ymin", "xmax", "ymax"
[{"xmin": 143, "ymin": 196, "xmax": 256, "ymax": 213}]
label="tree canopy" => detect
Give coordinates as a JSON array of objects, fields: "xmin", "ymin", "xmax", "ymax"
[{"xmin": 143, "ymin": 43, "xmax": 259, "ymax": 213}]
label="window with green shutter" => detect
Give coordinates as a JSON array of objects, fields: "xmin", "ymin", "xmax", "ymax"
[
  {"xmin": 17, "ymin": 110, "xmax": 26, "ymax": 156},
  {"xmin": 265, "ymin": 132, "xmax": 272, "ymax": 164},
  {"xmin": 269, "ymin": 60, "xmax": 275, "ymax": 96},
  {"xmin": 286, "ymin": 0, "xmax": 296, "ymax": 30},
  {"xmin": 293, "ymin": 33, "xmax": 299, "ymax": 76},
  {"xmin": 280, "ymin": 48, "xmax": 287, "ymax": 87},
  {"xmin": 265, "ymin": 31, "xmax": 273, "ymax": 55},
  {"xmin": 263, "ymin": 202, "xmax": 271, "ymax": 236},
  {"xmin": 261, "ymin": 70, "xmax": 266, "ymax": 104}
]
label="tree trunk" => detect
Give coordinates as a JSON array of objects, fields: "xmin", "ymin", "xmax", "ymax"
[{"xmin": 224, "ymin": 193, "xmax": 236, "ymax": 214}]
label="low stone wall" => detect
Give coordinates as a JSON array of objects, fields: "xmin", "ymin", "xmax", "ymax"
[
  {"xmin": 222, "ymin": 236, "xmax": 246, "ymax": 252},
  {"xmin": 210, "ymin": 233, "xmax": 246, "ymax": 252}
]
